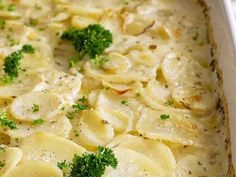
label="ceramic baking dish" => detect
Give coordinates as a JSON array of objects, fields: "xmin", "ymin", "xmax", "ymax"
[{"xmin": 205, "ymin": 0, "xmax": 236, "ymax": 175}]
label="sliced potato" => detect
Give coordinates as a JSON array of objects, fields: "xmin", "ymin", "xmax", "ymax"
[
  {"xmin": 107, "ymin": 135, "xmax": 176, "ymax": 177},
  {"xmin": 76, "ymin": 110, "xmax": 114, "ymax": 149},
  {"xmin": 85, "ymin": 62, "xmax": 157, "ymax": 84},
  {"xmin": 71, "ymin": 15, "xmax": 96, "ymax": 29},
  {"xmin": 146, "ymin": 79, "xmax": 171, "ymax": 103},
  {"xmin": 7, "ymin": 115, "xmax": 72, "ymax": 140},
  {"xmin": 102, "ymin": 52, "xmax": 132, "ymax": 74},
  {"xmin": 7, "ymin": 160, "xmax": 63, "ymax": 177},
  {"xmin": 104, "ymin": 148, "xmax": 164, "ymax": 177},
  {"xmin": 123, "ymin": 13, "xmax": 155, "ymax": 36},
  {"xmin": 20, "ymin": 132, "xmax": 86, "ymax": 164},
  {"xmin": 172, "ymin": 86, "xmax": 215, "ymax": 113},
  {"xmin": 136, "ymin": 108, "xmax": 211, "ymax": 146},
  {"xmin": 10, "ymin": 91, "xmax": 63, "ymax": 121},
  {"xmin": 96, "ymin": 91, "xmax": 133, "ymax": 133},
  {"xmin": 161, "ymin": 53, "xmax": 212, "ymax": 87},
  {"xmin": 56, "ymin": 4, "xmax": 103, "ymax": 19},
  {"xmin": 0, "ymin": 72, "xmax": 42, "ymax": 99},
  {"xmin": 0, "ymin": 147, "xmax": 22, "ymax": 177},
  {"xmin": 35, "ymin": 70, "xmax": 82, "ymax": 101}
]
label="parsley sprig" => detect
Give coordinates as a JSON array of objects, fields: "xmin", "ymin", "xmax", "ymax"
[
  {"xmin": 61, "ymin": 24, "xmax": 112, "ymax": 66},
  {"xmin": 160, "ymin": 114, "xmax": 170, "ymax": 120},
  {"xmin": 70, "ymin": 146, "xmax": 118, "ymax": 177},
  {"xmin": 57, "ymin": 146, "xmax": 117, "ymax": 177},
  {"xmin": 72, "ymin": 96, "xmax": 89, "ymax": 111},
  {"xmin": 0, "ymin": 111, "xmax": 17, "ymax": 129},
  {"xmin": 2, "ymin": 44, "xmax": 35, "ymax": 82}
]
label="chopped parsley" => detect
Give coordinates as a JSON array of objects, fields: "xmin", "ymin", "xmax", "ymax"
[
  {"xmin": 78, "ymin": 96, "xmax": 88, "ymax": 103},
  {"xmin": 74, "ymin": 130, "xmax": 79, "ymax": 137},
  {"xmin": 0, "ymin": 111, "xmax": 17, "ymax": 129},
  {"xmin": 197, "ymin": 161, "xmax": 202, "ymax": 166},
  {"xmin": 61, "ymin": 24, "xmax": 112, "ymax": 65},
  {"xmin": 0, "ymin": 18, "xmax": 5, "ymax": 30},
  {"xmin": 121, "ymin": 100, "xmax": 128, "ymax": 106},
  {"xmin": 7, "ymin": 4, "xmax": 15, "ymax": 11},
  {"xmin": 0, "ymin": 145, "xmax": 5, "ymax": 152},
  {"xmin": 70, "ymin": 146, "xmax": 118, "ymax": 177},
  {"xmin": 21, "ymin": 44, "xmax": 35, "ymax": 53},
  {"xmin": 72, "ymin": 103, "xmax": 88, "ymax": 111},
  {"xmin": 66, "ymin": 111, "xmax": 76, "ymax": 120},
  {"xmin": 160, "ymin": 114, "xmax": 170, "ymax": 120},
  {"xmin": 3, "ymin": 44, "xmax": 35, "ymax": 81},
  {"xmin": 93, "ymin": 55, "xmax": 109, "ymax": 65},
  {"xmin": 31, "ymin": 104, "xmax": 40, "ymax": 112},
  {"xmin": 29, "ymin": 18, "xmax": 38, "ymax": 26},
  {"xmin": 136, "ymin": 92, "xmax": 141, "ymax": 97},
  {"xmin": 72, "ymin": 96, "xmax": 89, "ymax": 111},
  {"xmin": 57, "ymin": 160, "xmax": 70, "ymax": 177},
  {"xmin": 0, "ymin": 1, "xmax": 4, "ymax": 10},
  {"xmin": 192, "ymin": 32, "xmax": 199, "ymax": 41},
  {"xmin": 69, "ymin": 56, "xmax": 80, "ymax": 68},
  {"xmin": 32, "ymin": 118, "xmax": 44, "ymax": 126},
  {"xmin": 166, "ymin": 100, "xmax": 174, "ymax": 106},
  {"xmin": 0, "ymin": 161, "xmax": 5, "ymax": 169}
]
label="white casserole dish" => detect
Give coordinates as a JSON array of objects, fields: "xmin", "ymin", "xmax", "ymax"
[{"xmin": 205, "ymin": 0, "xmax": 236, "ymax": 172}]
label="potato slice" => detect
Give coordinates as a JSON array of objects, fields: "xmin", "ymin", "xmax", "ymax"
[
  {"xmin": 102, "ymin": 52, "xmax": 132, "ymax": 74},
  {"xmin": 76, "ymin": 110, "xmax": 114, "ymax": 149},
  {"xmin": 96, "ymin": 91, "xmax": 133, "ymax": 133},
  {"xmin": 161, "ymin": 53, "xmax": 212, "ymax": 87},
  {"xmin": 35, "ymin": 71, "xmax": 82, "ymax": 101},
  {"xmin": 104, "ymin": 148, "xmax": 164, "ymax": 177},
  {"xmin": 10, "ymin": 91, "xmax": 63, "ymax": 121},
  {"xmin": 85, "ymin": 62, "xmax": 157, "ymax": 84},
  {"xmin": 136, "ymin": 108, "xmax": 211, "ymax": 146},
  {"xmin": 0, "ymin": 147, "xmax": 22, "ymax": 177},
  {"xmin": 20, "ymin": 132, "xmax": 86, "ymax": 164},
  {"xmin": 71, "ymin": 15, "xmax": 96, "ymax": 29},
  {"xmin": 0, "ymin": 72, "xmax": 42, "ymax": 99},
  {"xmin": 7, "ymin": 161, "xmax": 63, "ymax": 177},
  {"xmin": 7, "ymin": 115, "xmax": 72, "ymax": 140},
  {"xmin": 107, "ymin": 135, "xmax": 176, "ymax": 177},
  {"xmin": 123, "ymin": 13, "xmax": 155, "ymax": 36},
  {"xmin": 146, "ymin": 79, "xmax": 171, "ymax": 103},
  {"xmin": 172, "ymin": 86, "xmax": 215, "ymax": 113},
  {"xmin": 56, "ymin": 4, "xmax": 103, "ymax": 19}
]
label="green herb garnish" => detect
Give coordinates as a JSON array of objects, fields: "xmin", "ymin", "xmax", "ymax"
[
  {"xmin": 160, "ymin": 114, "xmax": 170, "ymax": 120},
  {"xmin": 166, "ymin": 100, "xmax": 174, "ymax": 106},
  {"xmin": 192, "ymin": 32, "xmax": 199, "ymax": 41},
  {"xmin": 0, "ymin": 18, "xmax": 5, "ymax": 29},
  {"xmin": 0, "ymin": 111, "xmax": 17, "ymax": 129},
  {"xmin": 32, "ymin": 118, "xmax": 44, "ymax": 126},
  {"xmin": 121, "ymin": 100, "xmax": 128, "ymax": 106},
  {"xmin": 70, "ymin": 146, "xmax": 118, "ymax": 177},
  {"xmin": 61, "ymin": 24, "xmax": 112, "ymax": 65},
  {"xmin": 7, "ymin": 4, "xmax": 15, "ymax": 11},
  {"xmin": 72, "ymin": 103, "xmax": 88, "ymax": 111},
  {"xmin": 31, "ymin": 104, "xmax": 40, "ymax": 113},
  {"xmin": 3, "ymin": 44, "xmax": 35, "ymax": 81},
  {"xmin": 0, "ymin": 161, "xmax": 5, "ymax": 169}
]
